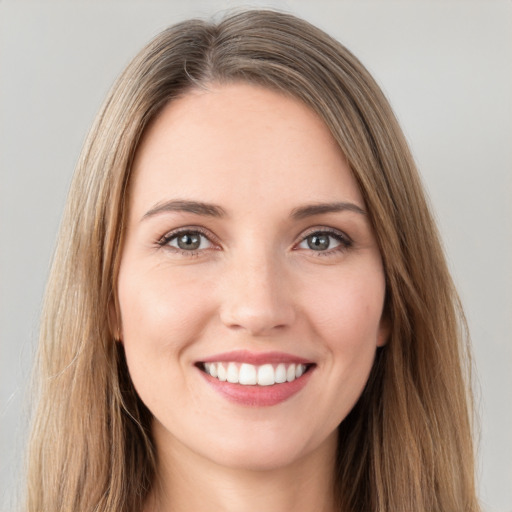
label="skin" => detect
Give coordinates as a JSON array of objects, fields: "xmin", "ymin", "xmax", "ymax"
[{"xmin": 116, "ymin": 83, "xmax": 388, "ymax": 512}]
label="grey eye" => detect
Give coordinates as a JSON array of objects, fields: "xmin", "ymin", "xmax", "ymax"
[
  {"xmin": 299, "ymin": 232, "xmax": 342, "ymax": 251},
  {"xmin": 168, "ymin": 231, "xmax": 212, "ymax": 251}
]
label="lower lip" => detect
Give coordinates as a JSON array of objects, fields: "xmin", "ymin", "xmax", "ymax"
[{"xmin": 199, "ymin": 367, "xmax": 314, "ymax": 407}]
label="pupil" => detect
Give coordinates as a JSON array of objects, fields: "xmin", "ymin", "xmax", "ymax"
[
  {"xmin": 178, "ymin": 233, "xmax": 200, "ymax": 250},
  {"xmin": 308, "ymin": 234, "xmax": 330, "ymax": 251}
]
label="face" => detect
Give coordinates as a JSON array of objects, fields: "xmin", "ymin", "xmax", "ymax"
[{"xmin": 117, "ymin": 83, "xmax": 388, "ymax": 472}]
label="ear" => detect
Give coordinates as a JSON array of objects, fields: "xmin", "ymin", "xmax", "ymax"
[{"xmin": 109, "ymin": 299, "xmax": 123, "ymax": 342}]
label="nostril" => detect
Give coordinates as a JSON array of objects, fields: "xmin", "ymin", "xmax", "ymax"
[{"xmin": 219, "ymin": 304, "xmax": 295, "ymax": 336}]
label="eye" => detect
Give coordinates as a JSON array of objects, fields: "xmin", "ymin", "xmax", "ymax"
[
  {"xmin": 159, "ymin": 229, "xmax": 214, "ymax": 253},
  {"xmin": 297, "ymin": 230, "xmax": 351, "ymax": 253}
]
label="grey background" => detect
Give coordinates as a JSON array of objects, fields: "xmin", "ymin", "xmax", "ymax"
[{"xmin": 1, "ymin": 1, "xmax": 511, "ymax": 510}]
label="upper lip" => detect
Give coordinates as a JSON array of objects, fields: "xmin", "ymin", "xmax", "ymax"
[{"xmin": 199, "ymin": 350, "xmax": 313, "ymax": 365}]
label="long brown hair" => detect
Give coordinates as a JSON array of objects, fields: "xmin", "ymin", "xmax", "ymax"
[{"xmin": 26, "ymin": 9, "xmax": 480, "ymax": 511}]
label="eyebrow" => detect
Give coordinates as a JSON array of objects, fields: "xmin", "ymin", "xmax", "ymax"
[
  {"xmin": 142, "ymin": 200, "xmax": 227, "ymax": 221},
  {"xmin": 141, "ymin": 199, "xmax": 366, "ymax": 222},
  {"xmin": 290, "ymin": 201, "xmax": 367, "ymax": 219}
]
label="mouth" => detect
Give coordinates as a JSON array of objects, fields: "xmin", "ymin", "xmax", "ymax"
[
  {"xmin": 195, "ymin": 351, "xmax": 316, "ymax": 407},
  {"xmin": 197, "ymin": 361, "xmax": 314, "ymax": 386}
]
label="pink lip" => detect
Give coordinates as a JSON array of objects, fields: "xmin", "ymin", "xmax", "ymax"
[
  {"xmin": 199, "ymin": 350, "xmax": 312, "ymax": 365},
  {"xmin": 199, "ymin": 370, "xmax": 313, "ymax": 407}
]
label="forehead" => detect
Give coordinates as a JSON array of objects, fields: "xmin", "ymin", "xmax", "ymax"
[{"xmin": 130, "ymin": 83, "xmax": 364, "ymax": 216}]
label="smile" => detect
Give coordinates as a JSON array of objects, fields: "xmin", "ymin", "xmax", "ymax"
[
  {"xmin": 197, "ymin": 350, "xmax": 316, "ymax": 406},
  {"xmin": 201, "ymin": 362, "xmax": 310, "ymax": 386}
]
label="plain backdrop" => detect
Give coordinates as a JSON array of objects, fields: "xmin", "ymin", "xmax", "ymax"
[{"xmin": 1, "ymin": 1, "xmax": 511, "ymax": 511}]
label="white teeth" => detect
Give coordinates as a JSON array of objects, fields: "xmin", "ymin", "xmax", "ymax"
[
  {"xmin": 217, "ymin": 363, "xmax": 227, "ymax": 382},
  {"xmin": 227, "ymin": 362, "xmax": 239, "ymax": 383},
  {"xmin": 286, "ymin": 364, "xmax": 296, "ymax": 382},
  {"xmin": 203, "ymin": 361, "xmax": 310, "ymax": 386},
  {"xmin": 257, "ymin": 364, "xmax": 275, "ymax": 386},
  {"xmin": 275, "ymin": 363, "xmax": 287, "ymax": 383},
  {"xmin": 239, "ymin": 363, "xmax": 257, "ymax": 385}
]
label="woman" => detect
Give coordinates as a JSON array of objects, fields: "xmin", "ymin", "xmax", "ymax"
[{"xmin": 26, "ymin": 9, "xmax": 481, "ymax": 512}]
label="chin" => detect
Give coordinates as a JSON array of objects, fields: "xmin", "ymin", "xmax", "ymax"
[
  {"xmin": 196, "ymin": 425, "xmax": 338, "ymax": 473},
  {"xmin": 216, "ymin": 445, "xmax": 301, "ymax": 471}
]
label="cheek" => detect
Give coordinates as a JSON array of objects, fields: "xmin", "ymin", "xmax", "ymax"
[
  {"xmin": 117, "ymin": 266, "xmax": 217, "ymax": 415},
  {"xmin": 302, "ymin": 266, "xmax": 386, "ymax": 391},
  {"xmin": 118, "ymin": 266, "xmax": 213, "ymax": 344},
  {"xmin": 116, "ymin": 266, "xmax": 218, "ymax": 399},
  {"xmin": 305, "ymin": 267, "xmax": 386, "ymax": 343}
]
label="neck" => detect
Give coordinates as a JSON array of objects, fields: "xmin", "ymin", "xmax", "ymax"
[{"xmin": 146, "ymin": 428, "xmax": 338, "ymax": 512}]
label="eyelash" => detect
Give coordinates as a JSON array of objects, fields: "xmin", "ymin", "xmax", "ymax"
[
  {"xmin": 157, "ymin": 226, "xmax": 217, "ymax": 257},
  {"xmin": 156, "ymin": 226, "xmax": 353, "ymax": 257},
  {"xmin": 297, "ymin": 228, "xmax": 353, "ymax": 256}
]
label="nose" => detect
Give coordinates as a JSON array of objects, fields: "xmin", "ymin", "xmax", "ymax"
[{"xmin": 218, "ymin": 249, "xmax": 296, "ymax": 336}]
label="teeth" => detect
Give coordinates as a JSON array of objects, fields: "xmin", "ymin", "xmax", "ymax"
[
  {"xmin": 257, "ymin": 364, "xmax": 275, "ymax": 386},
  {"xmin": 286, "ymin": 364, "xmax": 296, "ymax": 382},
  {"xmin": 239, "ymin": 363, "xmax": 257, "ymax": 385},
  {"xmin": 217, "ymin": 363, "xmax": 227, "ymax": 382},
  {"xmin": 202, "ymin": 362, "xmax": 309, "ymax": 386},
  {"xmin": 275, "ymin": 363, "xmax": 287, "ymax": 383},
  {"xmin": 227, "ymin": 362, "xmax": 239, "ymax": 383}
]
